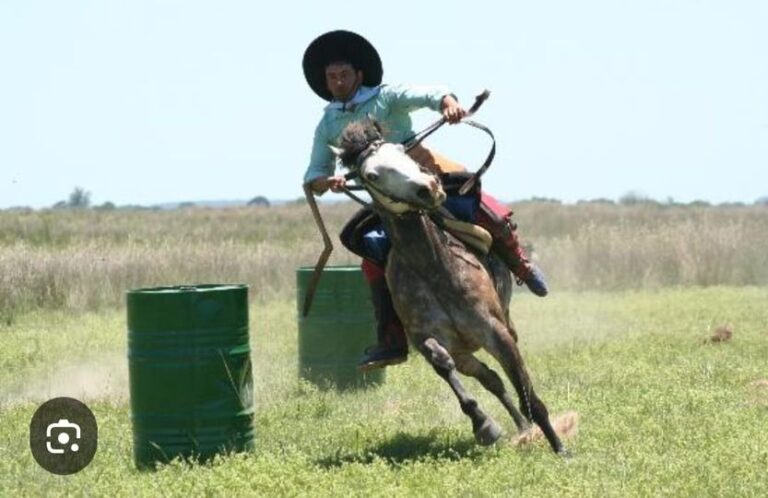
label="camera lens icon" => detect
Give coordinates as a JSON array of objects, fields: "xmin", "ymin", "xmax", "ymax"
[
  {"xmin": 30, "ymin": 397, "xmax": 97, "ymax": 475},
  {"xmin": 46, "ymin": 419, "xmax": 82, "ymax": 454}
]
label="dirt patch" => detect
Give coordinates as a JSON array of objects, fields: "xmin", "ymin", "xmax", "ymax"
[{"xmin": 704, "ymin": 325, "xmax": 733, "ymax": 344}]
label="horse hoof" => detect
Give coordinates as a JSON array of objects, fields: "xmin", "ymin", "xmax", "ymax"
[
  {"xmin": 474, "ymin": 418, "xmax": 503, "ymax": 446},
  {"xmin": 557, "ymin": 447, "xmax": 573, "ymax": 459}
]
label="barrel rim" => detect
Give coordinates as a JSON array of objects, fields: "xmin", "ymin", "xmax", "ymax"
[{"xmin": 127, "ymin": 284, "xmax": 248, "ymax": 295}]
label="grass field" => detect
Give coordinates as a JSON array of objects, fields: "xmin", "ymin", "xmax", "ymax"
[{"xmin": 2, "ymin": 287, "xmax": 767, "ymax": 496}]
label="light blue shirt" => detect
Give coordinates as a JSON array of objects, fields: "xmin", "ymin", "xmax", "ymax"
[{"xmin": 303, "ymin": 84, "xmax": 451, "ymax": 186}]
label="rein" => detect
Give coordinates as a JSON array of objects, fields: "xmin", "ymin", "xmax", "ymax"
[
  {"xmin": 402, "ymin": 89, "xmax": 495, "ymax": 195},
  {"xmin": 343, "ymin": 89, "xmax": 496, "ymax": 205},
  {"xmin": 401, "ymin": 89, "xmax": 490, "ymax": 151}
]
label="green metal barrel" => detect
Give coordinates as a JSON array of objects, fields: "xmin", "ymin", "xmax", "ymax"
[
  {"xmin": 297, "ymin": 266, "xmax": 385, "ymax": 389},
  {"xmin": 127, "ymin": 284, "xmax": 254, "ymax": 469}
]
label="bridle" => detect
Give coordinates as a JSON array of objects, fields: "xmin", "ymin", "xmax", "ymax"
[{"xmin": 344, "ymin": 139, "xmax": 438, "ymax": 215}]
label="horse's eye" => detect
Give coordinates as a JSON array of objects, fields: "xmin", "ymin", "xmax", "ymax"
[{"xmin": 365, "ymin": 172, "xmax": 379, "ymax": 182}]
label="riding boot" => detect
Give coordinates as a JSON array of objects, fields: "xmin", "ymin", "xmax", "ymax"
[
  {"xmin": 358, "ymin": 261, "xmax": 408, "ymax": 372},
  {"xmin": 475, "ymin": 194, "xmax": 549, "ymax": 297}
]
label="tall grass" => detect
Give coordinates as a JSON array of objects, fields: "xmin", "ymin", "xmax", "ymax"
[
  {"xmin": 515, "ymin": 201, "xmax": 768, "ymax": 290},
  {"xmin": 1, "ymin": 202, "xmax": 767, "ymax": 320}
]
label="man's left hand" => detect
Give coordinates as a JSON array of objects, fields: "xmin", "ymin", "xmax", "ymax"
[{"xmin": 441, "ymin": 95, "xmax": 466, "ymax": 124}]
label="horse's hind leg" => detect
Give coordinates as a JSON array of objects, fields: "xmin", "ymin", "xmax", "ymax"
[
  {"xmin": 416, "ymin": 337, "xmax": 502, "ymax": 446},
  {"xmin": 454, "ymin": 353, "xmax": 530, "ymax": 434},
  {"xmin": 490, "ymin": 332, "xmax": 567, "ymax": 455}
]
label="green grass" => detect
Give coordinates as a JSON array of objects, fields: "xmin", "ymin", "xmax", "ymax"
[{"xmin": 2, "ymin": 287, "xmax": 768, "ymax": 496}]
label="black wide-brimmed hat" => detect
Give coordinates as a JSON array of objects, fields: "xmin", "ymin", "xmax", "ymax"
[{"xmin": 302, "ymin": 30, "xmax": 383, "ymax": 101}]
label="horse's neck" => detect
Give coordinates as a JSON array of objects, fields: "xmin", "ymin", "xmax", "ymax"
[{"xmin": 380, "ymin": 211, "xmax": 452, "ymax": 270}]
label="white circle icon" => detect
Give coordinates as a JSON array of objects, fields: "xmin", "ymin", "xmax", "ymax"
[{"xmin": 58, "ymin": 433, "xmax": 70, "ymax": 445}]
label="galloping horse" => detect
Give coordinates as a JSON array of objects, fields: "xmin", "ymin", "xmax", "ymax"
[{"xmin": 332, "ymin": 120, "xmax": 567, "ymax": 455}]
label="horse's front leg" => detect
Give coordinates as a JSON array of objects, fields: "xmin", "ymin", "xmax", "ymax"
[
  {"xmin": 454, "ymin": 353, "xmax": 530, "ymax": 434},
  {"xmin": 416, "ymin": 337, "xmax": 502, "ymax": 446},
  {"xmin": 490, "ymin": 329, "xmax": 568, "ymax": 456}
]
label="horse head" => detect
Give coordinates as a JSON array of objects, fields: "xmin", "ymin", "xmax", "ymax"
[{"xmin": 331, "ymin": 120, "xmax": 446, "ymax": 214}]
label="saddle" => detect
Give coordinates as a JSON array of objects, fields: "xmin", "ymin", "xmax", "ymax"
[
  {"xmin": 431, "ymin": 171, "xmax": 492, "ymax": 255},
  {"xmin": 434, "ymin": 212, "xmax": 493, "ymax": 255}
]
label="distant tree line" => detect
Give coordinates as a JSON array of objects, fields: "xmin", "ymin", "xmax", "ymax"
[
  {"xmin": 247, "ymin": 196, "xmax": 270, "ymax": 207},
  {"xmin": 1, "ymin": 187, "xmax": 766, "ymax": 212},
  {"xmin": 41, "ymin": 188, "xmax": 274, "ymax": 211},
  {"xmin": 516, "ymin": 191, "xmax": 768, "ymax": 208}
]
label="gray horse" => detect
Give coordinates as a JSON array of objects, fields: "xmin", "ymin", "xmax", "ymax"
[{"xmin": 332, "ymin": 120, "xmax": 567, "ymax": 455}]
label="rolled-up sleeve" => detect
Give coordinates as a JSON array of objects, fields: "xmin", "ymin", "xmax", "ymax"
[
  {"xmin": 383, "ymin": 84, "xmax": 452, "ymax": 113},
  {"xmin": 303, "ymin": 119, "xmax": 336, "ymax": 186}
]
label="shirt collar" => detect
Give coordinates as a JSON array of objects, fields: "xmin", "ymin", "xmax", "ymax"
[{"xmin": 325, "ymin": 85, "xmax": 383, "ymax": 113}]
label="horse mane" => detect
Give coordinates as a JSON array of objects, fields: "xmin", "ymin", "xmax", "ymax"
[{"xmin": 337, "ymin": 119, "xmax": 387, "ymax": 167}]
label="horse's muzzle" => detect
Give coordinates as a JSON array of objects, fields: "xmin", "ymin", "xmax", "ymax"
[
  {"xmin": 416, "ymin": 186, "xmax": 431, "ymax": 202},
  {"xmin": 415, "ymin": 180, "xmax": 446, "ymax": 209}
]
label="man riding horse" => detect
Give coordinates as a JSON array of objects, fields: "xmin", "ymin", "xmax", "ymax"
[{"xmin": 302, "ymin": 30, "xmax": 548, "ymax": 371}]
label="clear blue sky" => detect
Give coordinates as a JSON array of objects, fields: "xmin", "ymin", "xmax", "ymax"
[{"xmin": 1, "ymin": 0, "xmax": 766, "ymax": 208}]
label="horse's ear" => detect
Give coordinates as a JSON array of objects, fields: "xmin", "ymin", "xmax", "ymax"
[
  {"xmin": 328, "ymin": 145, "xmax": 345, "ymax": 157},
  {"xmin": 365, "ymin": 114, "xmax": 383, "ymax": 136}
]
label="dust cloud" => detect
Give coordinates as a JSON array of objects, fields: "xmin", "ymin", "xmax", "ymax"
[
  {"xmin": 2, "ymin": 352, "xmax": 128, "ymax": 407},
  {"xmin": 511, "ymin": 410, "xmax": 580, "ymax": 447}
]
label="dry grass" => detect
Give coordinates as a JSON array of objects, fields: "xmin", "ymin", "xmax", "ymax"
[
  {"xmin": 1, "ymin": 201, "xmax": 767, "ymax": 320},
  {"xmin": 0, "ymin": 203, "xmax": 357, "ymax": 321},
  {"xmin": 516, "ymin": 201, "xmax": 768, "ymax": 290}
]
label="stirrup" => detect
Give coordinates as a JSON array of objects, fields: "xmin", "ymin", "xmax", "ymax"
[{"xmin": 357, "ymin": 345, "xmax": 408, "ymax": 372}]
